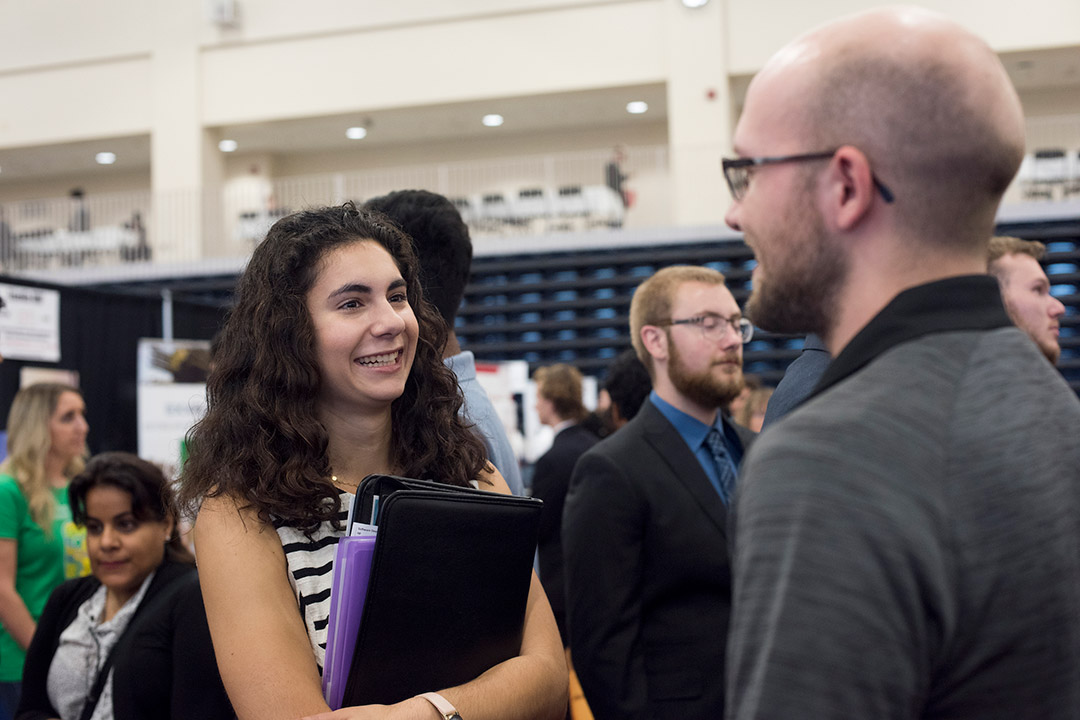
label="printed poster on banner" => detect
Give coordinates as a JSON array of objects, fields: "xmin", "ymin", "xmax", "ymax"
[
  {"xmin": 0, "ymin": 283, "xmax": 61, "ymax": 362},
  {"xmin": 136, "ymin": 338, "xmax": 212, "ymax": 480}
]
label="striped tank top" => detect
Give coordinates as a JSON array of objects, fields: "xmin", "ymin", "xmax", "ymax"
[{"xmin": 275, "ymin": 491, "xmax": 351, "ymax": 672}]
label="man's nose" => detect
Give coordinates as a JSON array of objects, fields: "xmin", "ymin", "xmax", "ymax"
[
  {"xmin": 719, "ymin": 326, "xmax": 741, "ymax": 351},
  {"xmin": 724, "ymin": 203, "xmax": 742, "ymax": 232}
]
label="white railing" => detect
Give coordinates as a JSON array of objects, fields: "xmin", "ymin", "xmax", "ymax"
[
  {"xmin": 0, "ymin": 145, "xmax": 670, "ymax": 278},
  {"xmin": 1006, "ymin": 115, "xmax": 1080, "ymax": 204},
  {"xmin": 3, "ymin": 134, "xmax": 1078, "ymax": 282},
  {"xmin": 0, "ymin": 190, "xmax": 152, "ymax": 273}
]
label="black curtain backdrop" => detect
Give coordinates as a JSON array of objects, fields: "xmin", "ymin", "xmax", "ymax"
[{"xmin": 0, "ymin": 276, "xmax": 226, "ymax": 455}]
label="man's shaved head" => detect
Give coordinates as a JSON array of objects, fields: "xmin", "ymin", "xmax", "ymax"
[{"xmin": 750, "ymin": 6, "xmax": 1025, "ymax": 249}]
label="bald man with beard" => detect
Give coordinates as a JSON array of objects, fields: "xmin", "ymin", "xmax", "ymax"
[{"xmin": 722, "ymin": 7, "xmax": 1080, "ymax": 719}]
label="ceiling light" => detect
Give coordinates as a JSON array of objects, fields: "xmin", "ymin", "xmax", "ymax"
[
  {"xmin": 482, "ymin": 114, "xmax": 504, "ymax": 128},
  {"xmin": 626, "ymin": 101, "xmax": 649, "ymax": 115},
  {"xmin": 218, "ymin": 139, "xmax": 238, "ymax": 152},
  {"xmin": 95, "ymin": 152, "xmax": 116, "ymax": 165},
  {"xmin": 682, "ymin": 0, "xmax": 709, "ymax": 7},
  {"xmin": 346, "ymin": 126, "xmax": 368, "ymax": 140}
]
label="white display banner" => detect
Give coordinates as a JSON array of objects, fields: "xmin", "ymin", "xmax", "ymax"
[
  {"xmin": 0, "ymin": 283, "xmax": 61, "ymax": 362},
  {"xmin": 474, "ymin": 358, "xmax": 528, "ymax": 463},
  {"xmin": 137, "ymin": 383, "xmax": 207, "ymax": 480},
  {"xmin": 136, "ymin": 339, "xmax": 211, "ymax": 479}
]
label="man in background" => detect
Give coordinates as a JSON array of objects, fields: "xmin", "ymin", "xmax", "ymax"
[
  {"xmin": 600, "ymin": 348, "xmax": 651, "ymax": 431},
  {"xmin": 987, "ymin": 235, "xmax": 1066, "ymax": 364},
  {"xmin": 364, "ymin": 190, "xmax": 524, "ymax": 495},
  {"xmin": 68, "ymin": 188, "xmax": 89, "ymax": 232},
  {"xmin": 723, "ymin": 7, "xmax": 1080, "ymax": 718},
  {"xmin": 531, "ymin": 363, "xmax": 597, "ymax": 648},
  {"xmin": 563, "ymin": 265, "xmax": 754, "ymax": 720}
]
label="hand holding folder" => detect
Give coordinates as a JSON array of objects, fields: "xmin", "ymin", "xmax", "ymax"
[
  {"xmin": 322, "ymin": 535, "xmax": 377, "ymax": 710},
  {"xmin": 323, "ymin": 474, "xmax": 543, "ymax": 709}
]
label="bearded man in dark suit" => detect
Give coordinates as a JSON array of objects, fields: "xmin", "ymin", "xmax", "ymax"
[{"xmin": 562, "ymin": 265, "xmax": 754, "ymax": 720}]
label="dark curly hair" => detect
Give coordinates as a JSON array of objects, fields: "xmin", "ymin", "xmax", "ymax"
[{"xmin": 178, "ymin": 203, "xmax": 488, "ymax": 535}]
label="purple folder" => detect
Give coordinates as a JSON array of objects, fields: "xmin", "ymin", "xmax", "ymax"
[{"xmin": 322, "ymin": 535, "xmax": 377, "ymax": 710}]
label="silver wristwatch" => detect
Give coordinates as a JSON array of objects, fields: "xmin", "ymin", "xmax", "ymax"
[{"xmin": 419, "ymin": 692, "xmax": 463, "ymax": 720}]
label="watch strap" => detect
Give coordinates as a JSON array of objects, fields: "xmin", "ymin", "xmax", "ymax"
[{"xmin": 419, "ymin": 692, "xmax": 462, "ymax": 720}]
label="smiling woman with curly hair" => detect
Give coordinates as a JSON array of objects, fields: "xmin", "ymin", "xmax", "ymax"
[{"xmin": 180, "ymin": 202, "xmax": 566, "ymax": 720}]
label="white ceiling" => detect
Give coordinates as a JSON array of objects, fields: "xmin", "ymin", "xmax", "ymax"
[
  {"xmin": 0, "ymin": 135, "xmax": 151, "ymax": 183},
  {"xmin": 1001, "ymin": 45, "xmax": 1080, "ymax": 90},
  {"xmin": 222, "ymin": 84, "xmax": 669, "ymax": 155},
  {"xmin": 0, "ymin": 84, "xmax": 668, "ymax": 185}
]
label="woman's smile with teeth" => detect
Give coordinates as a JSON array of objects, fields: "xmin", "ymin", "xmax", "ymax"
[{"xmin": 356, "ymin": 350, "xmax": 400, "ymax": 367}]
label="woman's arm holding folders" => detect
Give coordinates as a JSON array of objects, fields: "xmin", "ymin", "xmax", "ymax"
[
  {"xmin": 199, "ymin": 468, "xmax": 567, "ymax": 720},
  {"xmin": 357, "ymin": 467, "xmax": 568, "ymax": 720},
  {"xmin": 303, "ymin": 468, "xmax": 567, "ymax": 720},
  {"xmin": 195, "ymin": 493, "xmax": 330, "ymax": 720}
]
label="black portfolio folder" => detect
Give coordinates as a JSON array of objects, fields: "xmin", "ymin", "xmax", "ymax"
[{"xmin": 340, "ymin": 474, "xmax": 543, "ymax": 707}]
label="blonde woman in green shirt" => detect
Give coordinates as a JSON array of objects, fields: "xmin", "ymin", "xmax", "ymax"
[{"xmin": 0, "ymin": 384, "xmax": 90, "ymax": 719}]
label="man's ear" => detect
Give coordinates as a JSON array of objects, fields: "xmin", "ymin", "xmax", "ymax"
[
  {"xmin": 826, "ymin": 145, "xmax": 877, "ymax": 231},
  {"xmin": 640, "ymin": 325, "xmax": 668, "ymax": 364}
]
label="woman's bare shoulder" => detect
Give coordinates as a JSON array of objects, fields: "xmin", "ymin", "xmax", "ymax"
[
  {"xmin": 477, "ymin": 464, "xmax": 511, "ymax": 496},
  {"xmin": 194, "ymin": 492, "xmax": 281, "ymax": 556}
]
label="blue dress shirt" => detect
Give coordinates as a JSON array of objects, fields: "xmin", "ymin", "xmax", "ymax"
[{"xmin": 649, "ymin": 390, "xmax": 744, "ymax": 498}]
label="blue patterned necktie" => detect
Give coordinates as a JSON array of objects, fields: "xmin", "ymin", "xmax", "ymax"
[{"xmin": 704, "ymin": 427, "xmax": 737, "ymax": 505}]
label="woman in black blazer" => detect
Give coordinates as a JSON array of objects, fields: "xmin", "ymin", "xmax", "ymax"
[{"xmin": 16, "ymin": 452, "xmax": 233, "ymax": 720}]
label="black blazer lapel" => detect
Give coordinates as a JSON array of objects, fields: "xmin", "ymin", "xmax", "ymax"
[{"xmin": 638, "ymin": 400, "xmax": 729, "ymax": 537}]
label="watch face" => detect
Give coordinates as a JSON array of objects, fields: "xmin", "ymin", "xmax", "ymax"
[{"xmin": 449, "ymin": 715, "xmax": 462, "ymax": 720}]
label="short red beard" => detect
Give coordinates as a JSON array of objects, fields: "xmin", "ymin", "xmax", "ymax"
[{"xmin": 667, "ymin": 337, "xmax": 744, "ymax": 409}]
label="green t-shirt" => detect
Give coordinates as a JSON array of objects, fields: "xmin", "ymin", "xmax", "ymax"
[{"xmin": 0, "ymin": 473, "xmax": 89, "ymax": 681}]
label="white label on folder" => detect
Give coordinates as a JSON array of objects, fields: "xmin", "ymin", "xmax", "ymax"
[{"xmin": 350, "ymin": 522, "xmax": 378, "ymax": 537}]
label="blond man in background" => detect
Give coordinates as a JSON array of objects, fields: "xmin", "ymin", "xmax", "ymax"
[{"xmin": 987, "ymin": 235, "xmax": 1066, "ymax": 364}]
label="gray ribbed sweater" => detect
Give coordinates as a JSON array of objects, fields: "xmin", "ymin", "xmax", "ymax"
[{"xmin": 727, "ymin": 327, "xmax": 1080, "ymax": 719}]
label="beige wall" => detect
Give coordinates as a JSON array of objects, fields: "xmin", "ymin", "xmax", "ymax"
[
  {"xmin": 200, "ymin": 0, "xmax": 634, "ymax": 46},
  {"xmin": 200, "ymin": 2, "xmax": 665, "ymax": 125},
  {"xmin": 0, "ymin": 0, "xmax": 1077, "ymax": 241},
  {"xmin": 5, "ymin": 0, "xmax": 1077, "ymax": 150},
  {"xmin": 0, "ymin": 58, "xmax": 152, "ymax": 148},
  {"xmin": 0, "ymin": 0, "xmax": 151, "ymax": 72}
]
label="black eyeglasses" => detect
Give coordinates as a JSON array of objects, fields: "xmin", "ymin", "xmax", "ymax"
[
  {"xmin": 659, "ymin": 314, "xmax": 754, "ymax": 344},
  {"xmin": 721, "ymin": 149, "xmax": 895, "ymax": 203}
]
